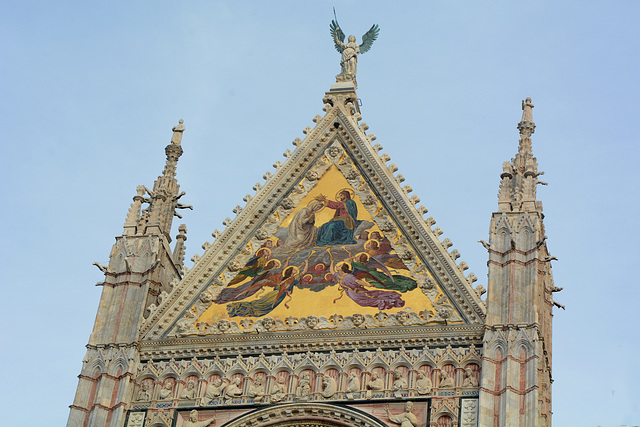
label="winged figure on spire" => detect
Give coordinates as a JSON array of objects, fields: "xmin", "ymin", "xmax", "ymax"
[{"xmin": 330, "ymin": 11, "xmax": 379, "ymax": 77}]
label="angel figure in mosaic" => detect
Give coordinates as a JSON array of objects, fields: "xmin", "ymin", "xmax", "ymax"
[
  {"xmin": 224, "ymin": 247, "xmax": 273, "ymax": 287},
  {"xmin": 344, "ymin": 250, "xmax": 417, "ymax": 293},
  {"xmin": 330, "ymin": 13, "xmax": 379, "ymax": 76},
  {"xmin": 215, "ymin": 248, "xmax": 305, "ymax": 306},
  {"xmin": 328, "ymin": 253, "xmax": 405, "ymax": 310},
  {"xmin": 226, "ymin": 255, "xmax": 312, "ymax": 317}
]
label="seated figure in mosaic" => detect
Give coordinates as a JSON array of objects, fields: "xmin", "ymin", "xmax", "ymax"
[
  {"xmin": 315, "ymin": 191, "xmax": 362, "ymax": 246},
  {"xmin": 415, "ymin": 371, "xmax": 432, "ymax": 395},
  {"xmin": 275, "ymin": 201, "xmax": 324, "ymax": 252}
]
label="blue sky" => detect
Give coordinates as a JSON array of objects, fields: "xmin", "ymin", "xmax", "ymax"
[{"xmin": 1, "ymin": 1, "xmax": 639, "ymax": 426}]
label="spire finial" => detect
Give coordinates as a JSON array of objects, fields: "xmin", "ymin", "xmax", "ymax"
[
  {"xmin": 497, "ymin": 98, "xmax": 544, "ymax": 213},
  {"xmin": 517, "ymin": 97, "xmax": 535, "ymax": 137},
  {"xmin": 521, "ymin": 97, "xmax": 534, "ymax": 123},
  {"xmin": 171, "ymin": 119, "xmax": 185, "ymax": 145}
]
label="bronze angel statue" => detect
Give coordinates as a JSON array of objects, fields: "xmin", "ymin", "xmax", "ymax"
[{"xmin": 330, "ymin": 14, "xmax": 379, "ymax": 77}]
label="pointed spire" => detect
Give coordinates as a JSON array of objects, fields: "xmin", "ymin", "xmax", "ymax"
[
  {"xmin": 123, "ymin": 185, "xmax": 147, "ymax": 235},
  {"xmin": 497, "ymin": 98, "xmax": 544, "ymax": 213},
  {"xmin": 145, "ymin": 120, "xmax": 190, "ymax": 240},
  {"xmin": 172, "ymin": 224, "xmax": 187, "ymax": 274}
]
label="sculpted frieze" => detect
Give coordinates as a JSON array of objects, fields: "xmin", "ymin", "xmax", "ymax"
[{"xmin": 133, "ymin": 345, "xmax": 481, "ymax": 409}]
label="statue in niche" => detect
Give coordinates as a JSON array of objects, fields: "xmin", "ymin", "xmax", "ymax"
[
  {"xmin": 365, "ymin": 372, "xmax": 384, "ymax": 398},
  {"xmin": 296, "ymin": 373, "xmax": 311, "ymax": 400},
  {"xmin": 205, "ymin": 378, "xmax": 227, "ymax": 403},
  {"xmin": 159, "ymin": 382, "xmax": 173, "ymax": 400},
  {"xmin": 184, "ymin": 410, "xmax": 216, "ymax": 427},
  {"xmin": 225, "ymin": 378, "xmax": 243, "ymax": 399},
  {"xmin": 321, "ymin": 375, "xmax": 337, "ymax": 398},
  {"xmin": 181, "ymin": 380, "xmax": 197, "ymax": 400},
  {"xmin": 415, "ymin": 371, "xmax": 432, "ymax": 395},
  {"xmin": 345, "ymin": 372, "xmax": 360, "ymax": 399},
  {"xmin": 136, "ymin": 382, "xmax": 151, "ymax": 401},
  {"xmin": 385, "ymin": 401, "xmax": 418, "ymax": 427},
  {"xmin": 270, "ymin": 377, "xmax": 287, "ymax": 402},
  {"xmin": 463, "ymin": 368, "xmax": 479, "ymax": 387},
  {"xmin": 330, "ymin": 12, "xmax": 379, "ymax": 77},
  {"xmin": 392, "ymin": 370, "xmax": 407, "ymax": 397},
  {"xmin": 247, "ymin": 377, "xmax": 265, "ymax": 402},
  {"xmin": 439, "ymin": 370, "xmax": 455, "ymax": 388}
]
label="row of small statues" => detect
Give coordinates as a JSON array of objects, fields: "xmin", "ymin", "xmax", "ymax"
[{"xmin": 137, "ymin": 368, "xmax": 478, "ymax": 403}]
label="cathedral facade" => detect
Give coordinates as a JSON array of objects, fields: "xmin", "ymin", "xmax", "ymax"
[{"xmin": 68, "ymin": 34, "xmax": 559, "ymax": 427}]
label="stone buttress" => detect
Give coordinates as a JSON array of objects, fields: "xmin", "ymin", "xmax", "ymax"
[
  {"xmin": 478, "ymin": 99, "xmax": 561, "ymax": 427},
  {"xmin": 67, "ymin": 122, "xmax": 191, "ymax": 427}
]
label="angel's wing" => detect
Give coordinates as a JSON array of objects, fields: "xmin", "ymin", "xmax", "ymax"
[
  {"xmin": 359, "ymin": 24, "xmax": 380, "ymax": 54},
  {"xmin": 330, "ymin": 19, "xmax": 345, "ymax": 53}
]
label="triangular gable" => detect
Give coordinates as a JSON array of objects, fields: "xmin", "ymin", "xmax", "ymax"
[{"xmin": 140, "ymin": 87, "xmax": 485, "ymax": 340}]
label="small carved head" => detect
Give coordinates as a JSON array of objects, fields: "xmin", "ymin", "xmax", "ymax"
[
  {"xmin": 199, "ymin": 292, "xmax": 214, "ymax": 304},
  {"xmin": 346, "ymin": 169, "xmax": 359, "ymax": 180},
  {"xmin": 352, "ymin": 313, "xmax": 365, "ymax": 327},
  {"xmin": 228, "ymin": 260, "xmax": 242, "ymax": 272},
  {"xmin": 217, "ymin": 319, "xmax": 230, "ymax": 332},
  {"xmin": 262, "ymin": 317, "xmax": 275, "ymax": 331},
  {"xmin": 348, "ymin": 35, "xmax": 356, "ymax": 43},
  {"xmin": 281, "ymin": 198, "xmax": 295, "ymax": 210},
  {"xmin": 396, "ymin": 311, "xmax": 409, "ymax": 324},
  {"xmin": 306, "ymin": 170, "xmax": 319, "ymax": 181},
  {"xmin": 306, "ymin": 315, "xmax": 319, "ymax": 329},
  {"xmin": 255, "ymin": 229, "xmax": 269, "ymax": 240},
  {"xmin": 328, "ymin": 146, "xmax": 341, "ymax": 158}
]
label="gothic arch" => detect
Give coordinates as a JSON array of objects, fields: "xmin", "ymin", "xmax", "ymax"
[{"xmin": 223, "ymin": 403, "xmax": 387, "ymax": 427}]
